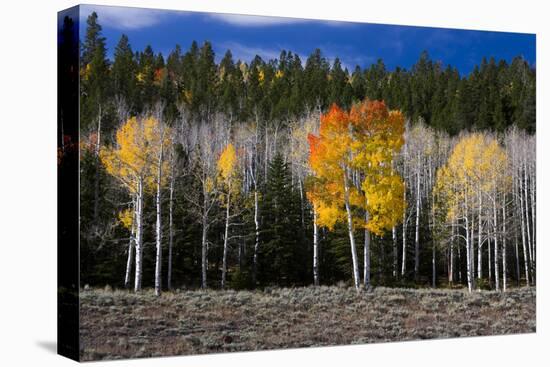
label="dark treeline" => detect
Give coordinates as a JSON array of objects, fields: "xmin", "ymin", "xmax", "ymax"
[{"xmin": 73, "ymin": 12, "xmax": 535, "ymax": 290}]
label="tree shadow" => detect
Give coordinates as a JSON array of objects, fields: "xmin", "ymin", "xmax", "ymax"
[{"xmin": 36, "ymin": 340, "xmax": 57, "ymax": 354}]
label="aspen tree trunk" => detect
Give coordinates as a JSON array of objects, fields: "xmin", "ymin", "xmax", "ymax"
[
  {"xmin": 201, "ymin": 190, "xmax": 209, "ymax": 289},
  {"xmin": 167, "ymin": 166, "xmax": 175, "ymax": 290},
  {"xmin": 530, "ymin": 167, "xmax": 535, "ymax": 267},
  {"xmin": 449, "ymin": 220, "xmax": 454, "ymax": 284},
  {"xmin": 477, "ymin": 194, "xmax": 483, "ymax": 279},
  {"xmin": 392, "ymin": 226, "xmax": 398, "ymax": 278},
  {"xmin": 299, "ymin": 179, "xmax": 305, "ymax": 228},
  {"xmin": 514, "ymin": 231, "xmax": 520, "ymax": 287},
  {"xmin": 465, "ymin": 216, "xmax": 473, "ymax": 293},
  {"xmin": 432, "ymin": 235, "xmax": 436, "ymax": 288},
  {"xmin": 364, "ymin": 210, "xmax": 371, "ymax": 289},
  {"xmin": 429, "ymin": 157, "xmax": 435, "ymax": 288},
  {"xmin": 471, "ymin": 214, "xmax": 475, "ymax": 282},
  {"xmin": 487, "ymin": 229, "xmax": 492, "ymax": 286},
  {"xmin": 401, "ymin": 187, "xmax": 407, "ymax": 277},
  {"xmin": 124, "ymin": 197, "xmax": 136, "ymax": 289},
  {"xmin": 492, "ymin": 196, "xmax": 499, "ymax": 292},
  {"xmin": 457, "ymin": 238, "xmax": 462, "ymax": 284},
  {"xmin": 414, "ymin": 167, "xmax": 421, "ymax": 282},
  {"xmin": 264, "ymin": 126, "xmax": 269, "ymax": 183},
  {"xmin": 502, "ymin": 198, "xmax": 507, "ymax": 292},
  {"xmin": 343, "ymin": 169, "xmax": 360, "ymax": 290},
  {"xmin": 523, "ymin": 163, "xmax": 533, "ymax": 278},
  {"xmin": 154, "ymin": 139, "xmax": 164, "ymax": 297},
  {"xmin": 313, "ymin": 206, "xmax": 320, "ymax": 286},
  {"xmin": 221, "ymin": 186, "xmax": 231, "ymax": 289},
  {"xmin": 93, "ymin": 104, "xmax": 102, "ymax": 222},
  {"xmin": 519, "ymin": 176, "xmax": 530, "ymax": 286},
  {"xmin": 252, "ymin": 189, "xmax": 260, "ymax": 285},
  {"xmin": 134, "ymin": 180, "xmax": 144, "ymax": 292}
]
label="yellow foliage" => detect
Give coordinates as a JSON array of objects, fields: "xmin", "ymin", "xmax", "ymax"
[
  {"xmin": 183, "ymin": 90, "xmax": 193, "ymax": 105},
  {"xmin": 317, "ymin": 200, "xmax": 344, "ymax": 230},
  {"xmin": 218, "ymin": 144, "xmax": 237, "ymax": 181},
  {"xmin": 81, "ymin": 63, "xmax": 92, "ymax": 81},
  {"xmin": 435, "ymin": 133, "xmax": 510, "ymax": 223},
  {"xmin": 118, "ymin": 208, "xmax": 133, "ymax": 230},
  {"xmin": 307, "ymin": 100, "xmax": 406, "ymax": 235},
  {"xmin": 100, "ymin": 116, "xmax": 172, "ymax": 195},
  {"xmin": 205, "ymin": 177, "xmax": 215, "ymax": 194}
]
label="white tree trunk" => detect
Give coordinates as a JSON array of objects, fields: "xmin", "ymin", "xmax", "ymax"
[
  {"xmin": 154, "ymin": 139, "xmax": 164, "ymax": 297},
  {"xmin": 313, "ymin": 206, "xmax": 320, "ymax": 286},
  {"xmin": 167, "ymin": 167, "xmax": 175, "ymax": 290},
  {"xmin": 477, "ymin": 194, "xmax": 483, "ymax": 279},
  {"xmin": 465, "ymin": 215, "xmax": 473, "ymax": 293},
  {"xmin": 487, "ymin": 228, "xmax": 491, "ymax": 285},
  {"xmin": 343, "ymin": 169, "xmax": 360, "ymax": 290},
  {"xmin": 523, "ymin": 163, "xmax": 533, "ymax": 278},
  {"xmin": 519, "ymin": 176, "xmax": 530, "ymax": 286},
  {"xmin": 364, "ymin": 210, "xmax": 371, "ymax": 289},
  {"xmin": 134, "ymin": 180, "xmax": 144, "ymax": 292},
  {"xmin": 392, "ymin": 226, "xmax": 398, "ymax": 278},
  {"xmin": 124, "ymin": 197, "xmax": 136, "ymax": 289},
  {"xmin": 492, "ymin": 196, "xmax": 499, "ymax": 291},
  {"xmin": 252, "ymin": 189, "xmax": 260, "ymax": 285},
  {"xmin": 93, "ymin": 103, "xmax": 102, "ymax": 222},
  {"xmin": 414, "ymin": 167, "xmax": 421, "ymax": 282},
  {"xmin": 201, "ymin": 189, "xmax": 209, "ymax": 289},
  {"xmin": 502, "ymin": 197, "xmax": 507, "ymax": 292},
  {"xmin": 529, "ymin": 167, "xmax": 535, "ymax": 267},
  {"xmin": 432, "ymin": 233, "xmax": 436, "ymax": 288},
  {"xmin": 449, "ymin": 220, "xmax": 454, "ymax": 284},
  {"xmin": 457, "ymin": 237, "xmax": 462, "ymax": 284},
  {"xmin": 299, "ymin": 179, "xmax": 305, "ymax": 228},
  {"xmin": 401, "ymin": 187, "xmax": 407, "ymax": 277},
  {"xmin": 471, "ymin": 213, "xmax": 475, "ymax": 282},
  {"xmin": 514, "ymin": 230, "xmax": 520, "ymax": 287},
  {"xmin": 221, "ymin": 186, "xmax": 231, "ymax": 289}
]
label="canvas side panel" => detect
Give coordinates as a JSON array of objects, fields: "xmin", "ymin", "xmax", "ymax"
[{"xmin": 57, "ymin": 5, "xmax": 80, "ymax": 362}]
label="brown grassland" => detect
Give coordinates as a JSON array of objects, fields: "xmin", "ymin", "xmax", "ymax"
[{"xmin": 79, "ymin": 286, "xmax": 536, "ymax": 361}]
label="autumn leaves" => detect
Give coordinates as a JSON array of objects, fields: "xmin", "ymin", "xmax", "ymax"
[
  {"xmin": 98, "ymin": 98, "xmax": 522, "ymax": 295},
  {"xmin": 100, "ymin": 117, "xmax": 173, "ymax": 293},
  {"xmin": 307, "ymin": 100, "xmax": 406, "ymax": 290},
  {"xmin": 435, "ymin": 133, "xmax": 510, "ymax": 292}
]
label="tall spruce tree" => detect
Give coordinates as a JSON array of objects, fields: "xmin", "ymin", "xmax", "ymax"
[{"xmin": 260, "ymin": 154, "xmax": 307, "ymax": 286}]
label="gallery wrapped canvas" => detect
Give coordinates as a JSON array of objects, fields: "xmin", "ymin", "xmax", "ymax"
[{"xmin": 57, "ymin": 4, "xmax": 536, "ymax": 362}]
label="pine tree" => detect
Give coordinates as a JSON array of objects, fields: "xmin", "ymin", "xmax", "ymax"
[
  {"xmin": 112, "ymin": 34, "xmax": 137, "ymax": 110},
  {"xmin": 260, "ymin": 154, "xmax": 306, "ymax": 286}
]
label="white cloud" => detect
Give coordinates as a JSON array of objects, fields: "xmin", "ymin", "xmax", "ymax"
[
  {"xmin": 80, "ymin": 5, "xmax": 175, "ymax": 30},
  {"xmin": 208, "ymin": 13, "xmax": 308, "ymax": 27},
  {"xmin": 216, "ymin": 42, "xmax": 372, "ymax": 72},
  {"xmin": 217, "ymin": 42, "xmax": 286, "ymax": 63},
  {"xmin": 208, "ymin": 13, "xmax": 355, "ymax": 28}
]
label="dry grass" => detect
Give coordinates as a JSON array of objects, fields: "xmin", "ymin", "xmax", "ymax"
[{"xmin": 79, "ymin": 285, "xmax": 536, "ymax": 361}]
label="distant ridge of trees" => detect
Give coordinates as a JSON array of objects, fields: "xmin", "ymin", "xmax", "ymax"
[{"xmin": 78, "ymin": 12, "xmax": 535, "ymax": 138}]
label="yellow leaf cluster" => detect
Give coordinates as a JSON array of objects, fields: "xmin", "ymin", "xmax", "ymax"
[
  {"xmin": 435, "ymin": 133, "xmax": 510, "ymax": 222},
  {"xmin": 307, "ymin": 100, "xmax": 406, "ymax": 235},
  {"xmin": 118, "ymin": 208, "xmax": 134, "ymax": 230},
  {"xmin": 100, "ymin": 116, "xmax": 172, "ymax": 194},
  {"xmin": 218, "ymin": 143, "xmax": 237, "ymax": 182}
]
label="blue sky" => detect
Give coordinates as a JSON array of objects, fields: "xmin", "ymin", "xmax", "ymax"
[{"xmin": 79, "ymin": 4, "xmax": 535, "ymax": 75}]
